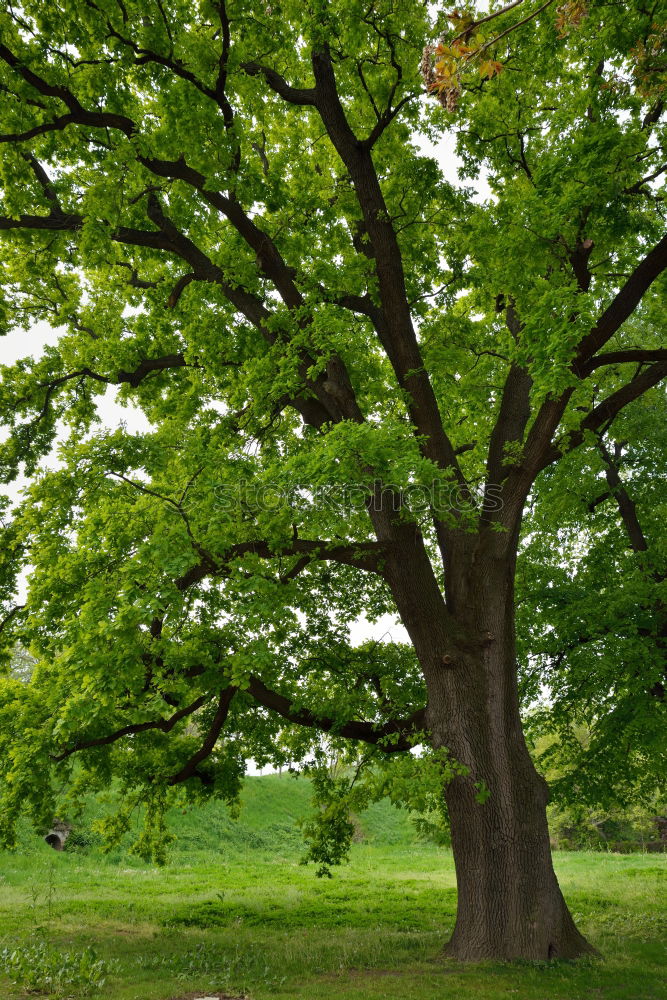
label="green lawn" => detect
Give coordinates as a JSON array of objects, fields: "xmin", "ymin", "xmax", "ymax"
[{"xmin": 0, "ymin": 776, "xmax": 665, "ymax": 1000}]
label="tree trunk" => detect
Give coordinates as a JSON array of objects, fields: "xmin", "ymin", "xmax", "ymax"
[
  {"xmin": 424, "ymin": 546, "xmax": 597, "ymax": 961},
  {"xmin": 441, "ymin": 740, "xmax": 594, "ymax": 960}
]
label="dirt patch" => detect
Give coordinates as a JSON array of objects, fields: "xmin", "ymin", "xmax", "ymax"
[{"xmin": 347, "ymin": 969, "xmax": 408, "ymax": 978}]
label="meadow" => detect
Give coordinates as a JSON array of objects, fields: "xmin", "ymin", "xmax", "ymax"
[{"xmin": 0, "ymin": 774, "xmax": 665, "ymax": 1000}]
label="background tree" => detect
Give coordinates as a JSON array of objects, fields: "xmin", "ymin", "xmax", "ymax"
[{"xmin": 0, "ymin": 0, "xmax": 665, "ymax": 962}]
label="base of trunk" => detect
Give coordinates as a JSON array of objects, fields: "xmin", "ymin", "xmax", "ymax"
[
  {"xmin": 441, "ymin": 886, "xmax": 599, "ymax": 961},
  {"xmin": 442, "ymin": 772, "xmax": 600, "ymax": 962}
]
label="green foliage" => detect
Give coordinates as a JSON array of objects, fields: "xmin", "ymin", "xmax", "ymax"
[
  {"xmin": 1, "ymin": 940, "xmax": 116, "ymax": 996},
  {"xmin": 299, "ymin": 746, "xmax": 468, "ymax": 874},
  {"xmin": 301, "ymin": 766, "xmax": 357, "ymax": 877},
  {"xmin": 0, "ymin": 0, "xmax": 664, "ymax": 885},
  {"xmin": 548, "ymin": 799, "xmax": 666, "ymax": 853},
  {"xmin": 63, "ymin": 827, "xmax": 103, "ymax": 853},
  {"xmin": 519, "ymin": 389, "xmax": 667, "ymax": 808}
]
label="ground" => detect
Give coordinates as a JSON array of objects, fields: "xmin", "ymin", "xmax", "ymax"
[{"xmin": 0, "ymin": 776, "xmax": 665, "ymax": 999}]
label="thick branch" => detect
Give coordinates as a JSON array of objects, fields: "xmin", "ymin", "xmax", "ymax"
[
  {"xmin": 174, "ymin": 538, "xmax": 387, "ymax": 592},
  {"xmin": 214, "ymin": 0, "xmax": 235, "ymax": 129},
  {"xmin": 596, "ymin": 439, "xmax": 648, "ymax": 552},
  {"xmin": 0, "ymin": 209, "xmax": 175, "ymax": 251},
  {"xmin": 143, "ymin": 193, "xmax": 275, "ymax": 328},
  {"xmin": 21, "ymin": 152, "xmax": 59, "ymax": 205},
  {"xmin": 8, "ymin": 357, "xmax": 192, "ymax": 462},
  {"xmin": 246, "ymin": 675, "xmax": 425, "ymax": 752},
  {"xmin": 117, "ymin": 353, "xmax": 191, "ymax": 386},
  {"xmin": 167, "ymin": 273, "xmax": 195, "ymax": 309},
  {"xmin": 485, "ymin": 363, "xmax": 532, "ymax": 487},
  {"xmin": 90, "ymin": 11, "xmax": 221, "ymax": 106},
  {"xmin": 26, "ymin": 356, "xmax": 190, "ymax": 397},
  {"xmin": 0, "ymin": 42, "xmax": 300, "ymax": 314},
  {"xmin": 0, "ymin": 41, "xmax": 365, "ymax": 433},
  {"xmin": 363, "ymin": 94, "xmax": 414, "ymax": 150},
  {"xmin": 573, "ymin": 233, "xmax": 667, "ymax": 368},
  {"xmin": 577, "ymin": 348, "xmax": 667, "ymax": 377},
  {"xmin": 309, "ymin": 47, "xmax": 468, "ymax": 503},
  {"xmin": 0, "ymin": 604, "xmax": 25, "ymax": 634},
  {"xmin": 499, "ymin": 234, "xmax": 667, "ymax": 512},
  {"xmin": 0, "ymin": 112, "xmax": 115, "ymax": 144},
  {"xmin": 0, "ymin": 210, "xmax": 84, "ymax": 233},
  {"xmin": 138, "ymin": 156, "xmax": 306, "ymax": 311},
  {"xmin": 0, "ymin": 43, "xmax": 135, "ymax": 136},
  {"xmin": 545, "ymin": 361, "xmax": 667, "ymax": 465},
  {"xmin": 0, "ymin": 204, "xmax": 334, "ymax": 430},
  {"xmin": 241, "ymin": 62, "xmax": 317, "ymax": 105},
  {"xmin": 0, "ymin": 38, "xmax": 303, "ymax": 318},
  {"xmin": 2, "ymin": 193, "xmax": 335, "ymax": 427},
  {"xmin": 143, "ymin": 193, "xmax": 357, "ymax": 424},
  {"xmin": 115, "ymin": 262, "xmax": 159, "ymax": 290},
  {"xmin": 243, "ymin": 48, "xmax": 467, "ymax": 500},
  {"xmin": 588, "ymin": 490, "xmax": 611, "ymax": 511},
  {"xmin": 167, "ymin": 686, "xmax": 237, "ymax": 784},
  {"xmin": 51, "ymin": 693, "xmax": 210, "ymax": 760},
  {"xmin": 324, "ymin": 290, "xmax": 386, "ymax": 328}
]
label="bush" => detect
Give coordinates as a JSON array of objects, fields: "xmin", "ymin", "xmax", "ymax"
[
  {"xmin": 63, "ymin": 828, "xmax": 103, "ymax": 853},
  {"xmin": 548, "ymin": 802, "xmax": 666, "ymax": 852}
]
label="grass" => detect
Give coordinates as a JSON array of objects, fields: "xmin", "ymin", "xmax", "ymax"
[{"xmin": 0, "ymin": 774, "xmax": 665, "ymax": 1000}]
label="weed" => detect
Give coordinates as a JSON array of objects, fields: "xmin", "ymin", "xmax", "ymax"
[
  {"xmin": 25, "ymin": 861, "xmax": 59, "ymax": 930},
  {"xmin": 1, "ymin": 939, "xmax": 117, "ymax": 996}
]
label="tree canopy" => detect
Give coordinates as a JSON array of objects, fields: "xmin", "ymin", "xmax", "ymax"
[
  {"xmin": 519, "ymin": 389, "xmax": 666, "ymax": 808},
  {"xmin": 0, "ymin": 0, "xmax": 665, "ymax": 961}
]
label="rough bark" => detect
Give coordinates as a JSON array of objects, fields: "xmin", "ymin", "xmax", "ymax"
[{"xmin": 424, "ymin": 539, "xmax": 597, "ymax": 960}]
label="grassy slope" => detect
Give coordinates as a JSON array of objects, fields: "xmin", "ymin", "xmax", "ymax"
[
  {"xmin": 0, "ymin": 775, "xmax": 665, "ymax": 1000},
  {"xmin": 60, "ymin": 772, "xmax": 418, "ymax": 858}
]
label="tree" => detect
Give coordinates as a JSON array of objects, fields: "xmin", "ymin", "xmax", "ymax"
[
  {"xmin": 518, "ymin": 386, "xmax": 666, "ymax": 807},
  {"xmin": 0, "ymin": 0, "xmax": 665, "ymax": 962}
]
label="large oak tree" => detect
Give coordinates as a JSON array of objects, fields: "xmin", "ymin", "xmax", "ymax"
[{"xmin": 0, "ymin": 0, "xmax": 665, "ymax": 961}]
